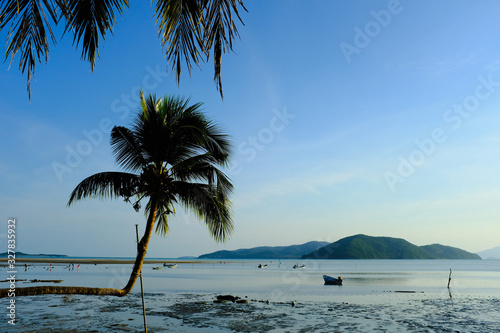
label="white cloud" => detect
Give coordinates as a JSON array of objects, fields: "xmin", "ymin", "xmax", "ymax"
[{"xmin": 234, "ymin": 171, "xmax": 355, "ymax": 208}]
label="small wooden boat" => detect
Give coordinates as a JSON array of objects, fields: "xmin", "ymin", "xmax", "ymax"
[
  {"xmin": 323, "ymin": 275, "xmax": 342, "ymax": 285},
  {"xmin": 163, "ymin": 263, "xmax": 177, "ymax": 268},
  {"xmin": 293, "ymin": 264, "xmax": 306, "ymax": 269}
]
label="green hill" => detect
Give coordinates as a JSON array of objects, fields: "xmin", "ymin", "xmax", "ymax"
[
  {"xmin": 301, "ymin": 235, "xmax": 481, "ymax": 260},
  {"xmin": 421, "ymin": 244, "xmax": 481, "ymax": 259},
  {"xmin": 198, "ymin": 241, "xmax": 329, "ymax": 259}
]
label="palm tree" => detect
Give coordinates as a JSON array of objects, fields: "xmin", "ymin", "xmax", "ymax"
[
  {"xmin": 0, "ymin": 0, "xmax": 246, "ymax": 99},
  {"xmin": 0, "ymin": 91, "xmax": 233, "ymax": 298}
]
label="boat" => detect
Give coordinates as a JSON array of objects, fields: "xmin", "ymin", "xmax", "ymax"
[
  {"xmin": 152, "ymin": 267, "xmax": 162, "ymax": 270},
  {"xmin": 258, "ymin": 264, "xmax": 268, "ymax": 268},
  {"xmin": 163, "ymin": 263, "xmax": 177, "ymax": 268},
  {"xmin": 323, "ymin": 275, "xmax": 342, "ymax": 285},
  {"xmin": 293, "ymin": 264, "xmax": 306, "ymax": 269}
]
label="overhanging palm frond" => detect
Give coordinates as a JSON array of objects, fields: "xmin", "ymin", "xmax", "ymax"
[
  {"xmin": 61, "ymin": 0, "xmax": 129, "ymax": 71},
  {"xmin": 202, "ymin": 0, "xmax": 246, "ymax": 98},
  {"xmin": 0, "ymin": 0, "xmax": 59, "ymax": 99},
  {"xmin": 154, "ymin": 0, "xmax": 203, "ymax": 85},
  {"xmin": 155, "ymin": 0, "xmax": 246, "ymax": 99},
  {"xmin": 67, "ymin": 171, "xmax": 140, "ymax": 205}
]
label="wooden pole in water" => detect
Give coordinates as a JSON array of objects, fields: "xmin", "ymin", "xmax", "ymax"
[
  {"xmin": 136, "ymin": 224, "xmax": 148, "ymax": 333},
  {"xmin": 447, "ymin": 268, "xmax": 452, "ymax": 288}
]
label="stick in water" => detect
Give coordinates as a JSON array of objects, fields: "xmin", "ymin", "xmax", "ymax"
[{"xmin": 447, "ymin": 268, "xmax": 452, "ymax": 288}]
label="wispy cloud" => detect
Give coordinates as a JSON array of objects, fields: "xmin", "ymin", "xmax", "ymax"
[
  {"xmin": 483, "ymin": 58, "xmax": 500, "ymax": 72},
  {"xmin": 234, "ymin": 171, "xmax": 355, "ymax": 208},
  {"xmin": 385, "ymin": 53, "xmax": 479, "ymax": 78}
]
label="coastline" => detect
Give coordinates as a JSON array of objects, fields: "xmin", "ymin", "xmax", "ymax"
[{"xmin": 0, "ymin": 257, "xmax": 223, "ymax": 265}]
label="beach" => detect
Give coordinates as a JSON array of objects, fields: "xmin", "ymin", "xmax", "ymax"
[
  {"xmin": 8, "ymin": 291, "xmax": 500, "ymax": 332},
  {"xmin": 2, "ymin": 259, "xmax": 500, "ymax": 332}
]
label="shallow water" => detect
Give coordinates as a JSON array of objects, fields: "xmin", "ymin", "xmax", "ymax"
[{"xmin": 2, "ymin": 259, "xmax": 500, "ymax": 332}]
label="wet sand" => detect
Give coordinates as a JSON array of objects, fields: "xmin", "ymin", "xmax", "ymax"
[{"xmin": 8, "ymin": 292, "xmax": 500, "ymax": 332}]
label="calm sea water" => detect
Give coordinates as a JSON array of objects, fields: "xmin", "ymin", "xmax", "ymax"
[
  {"xmin": 7, "ymin": 258, "xmax": 500, "ymax": 298},
  {"xmin": 3, "ymin": 259, "xmax": 500, "ymax": 332}
]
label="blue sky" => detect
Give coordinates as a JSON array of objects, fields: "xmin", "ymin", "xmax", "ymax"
[{"xmin": 1, "ymin": 0, "xmax": 500, "ymax": 257}]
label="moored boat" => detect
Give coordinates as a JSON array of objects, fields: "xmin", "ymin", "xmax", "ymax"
[
  {"xmin": 323, "ymin": 275, "xmax": 342, "ymax": 285},
  {"xmin": 163, "ymin": 263, "xmax": 177, "ymax": 268}
]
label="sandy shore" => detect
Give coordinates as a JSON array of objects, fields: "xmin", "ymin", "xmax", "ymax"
[{"xmin": 10, "ymin": 292, "xmax": 500, "ymax": 332}]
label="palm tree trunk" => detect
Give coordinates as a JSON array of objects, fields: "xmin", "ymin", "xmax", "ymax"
[
  {"xmin": 0, "ymin": 286, "xmax": 126, "ymax": 297},
  {"xmin": 122, "ymin": 197, "xmax": 159, "ymax": 294},
  {"xmin": 0, "ymin": 198, "xmax": 159, "ymax": 298}
]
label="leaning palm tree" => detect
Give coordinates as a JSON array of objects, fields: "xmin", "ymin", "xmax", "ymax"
[
  {"xmin": 0, "ymin": 91, "xmax": 233, "ymax": 297},
  {"xmin": 0, "ymin": 0, "xmax": 246, "ymax": 99}
]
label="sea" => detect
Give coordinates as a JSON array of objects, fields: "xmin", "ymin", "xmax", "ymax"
[{"xmin": 2, "ymin": 258, "xmax": 500, "ymax": 332}]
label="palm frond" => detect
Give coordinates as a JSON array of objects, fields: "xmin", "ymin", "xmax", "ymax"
[
  {"xmin": 61, "ymin": 0, "xmax": 129, "ymax": 71},
  {"xmin": 201, "ymin": 121, "xmax": 232, "ymax": 163},
  {"xmin": 174, "ymin": 181, "xmax": 233, "ymax": 242},
  {"xmin": 0, "ymin": 0, "xmax": 59, "ymax": 99},
  {"xmin": 142, "ymin": 195, "xmax": 176, "ymax": 236},
  {"xmin": 67, "ymin": 171, "xmax": 140, "ymax": 206},
  {"xmin": 154, "ymin": 0, "xmax": 203, "ymax": 85},
  {"xmin": 153, "ymin": 201, "xmax": 175, "ymax": 236},
  {"xmin": 154, "ymin": 0, "xmax": 245, "ymax": 99},
  {"xmin": 110, "ymin": 126, "xmax": 147, "ymax": 172},
  {"xmin": 133, "ymin": 94, "xmax": 172, "ymax": 165},
  {"xmin": 202, "ymin": 0, "xmax": 246, "ymax": 98},
  {"xmin": 135, "ymin": 92, "xmax": 212, "ymax": 166},
  {"xmin": 171, "ymin": 154, "xmax": 233, "ymax": 197}
]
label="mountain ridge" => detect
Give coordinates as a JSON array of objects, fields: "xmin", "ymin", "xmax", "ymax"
[
  {"xmin": 477, "ymin": 246, "xmax": 500, "ymax": 260},
  {"xmin": 198, "ymin": 235, "xmax": 481, "ymax": 260},
  {"xmin": 0, "ymin": 251, "xmax": 67, "ymax": 258},
  {"xmin": 301, "ymin": 234, "xmax": 481, "ymax": 260},
  {"xmin": 198, "ymin": 241, "xmax": 329, "ymax": 259}
]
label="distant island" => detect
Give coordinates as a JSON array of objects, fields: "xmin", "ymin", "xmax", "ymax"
[
  {"xmin": 198, "ymin": 235, "xmax": 481, "ymax": 260},
  {"xmin": 199, "ymin": 241, "xmax": 328, "ymax": 259},
  {"xmin": 477, "ymin": 246, "xmax": 500, "ymax": 260},
  {"xmin": 301, "ymin": 234, "xmax": 481, "ymax": 260},
  {"xmin": 0, "ymin": 251, "xmax": 67, "ymax": 258}
]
